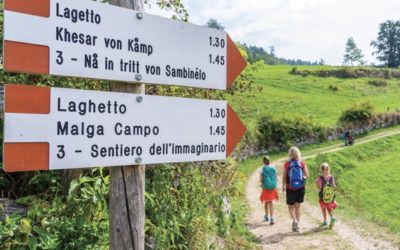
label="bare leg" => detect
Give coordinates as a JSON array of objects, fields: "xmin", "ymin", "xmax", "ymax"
[
  {"xmin": 321, "ymin": 207, "xmax": 327, "ymax": 221},
  {"xmin": 264, "ymin": 202, "xmax": 269, "ymax": 217},
  {"xmin": 268, "ymin": 201, "xmax": 274, "ymax": 218},
  {"xmin": 294, "ymin": 203, "xmax": 301, "ymax": 222},
  {"xmin": 327, "ymin": 208, "xmax": 333, "ymax": 218},
  {"xmin": 328, "ymin": 208, "xmax": 335, "ymax": 229},
  {"xmin": 288, "ymin": 205, "xmax": 296, "ymax": 221}
]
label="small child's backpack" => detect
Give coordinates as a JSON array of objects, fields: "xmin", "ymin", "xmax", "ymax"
[
  {"xmin": 262, "ymin": 165, "xmax": 277, "ymax": 190},
  {"xmin": 288, "ymin": 160, "xmax": 305, "ymax": 189},
  {"xmin": 319, "ymin": 176, "xmax": 336, "ymax": 204}
]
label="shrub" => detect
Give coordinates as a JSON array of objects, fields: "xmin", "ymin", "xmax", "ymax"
[
  {"xmin": 145, "ymin": 161, "xmax": 238, "ymax": 249},
  {"xmin": 329, "ymin": 84, "xmax": 339, "ymax": 91},
  {"xmin": 339, "ymin": 102, "xmax": 375, "ymax": 125},
  {"xmin": 256, "ymin": 115, "xmax": 328, "ymax": 150},
  {"xmin": 289, "ymin": 67, "xmax": 400, "ymax": 79},
  {"xmin": 368, "ymin": 79, "xmax": 388, "ymax": 87},
  {"xmin": 0, "ymin": 168, "xmax": 110, "ymax": 249}
]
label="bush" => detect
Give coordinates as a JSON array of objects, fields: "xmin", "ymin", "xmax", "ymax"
[
  {"xmin": 329, "ymin": 84, "xmax": 339, "ymax": 92},
  {"xmin": 289, "ymin": 67, "xmax": 400, "ymax": 79},
  {"xmin": 145, "ymin": 161, "xmax": 239, "ymax": 249},
  {"xmin": 0, "ymin": 168, "xmax": 110, "ymax": 249},
  {"xmin": 368, "ymin": 79, "xmax": 388, "ymax": 87},
  {"xmin": 256, "ymin": 115, "xmax": 328, "ymax": 150},
  {"xmin": 339, "ymin": 102, "xmax": 375, "ymax": 125}
]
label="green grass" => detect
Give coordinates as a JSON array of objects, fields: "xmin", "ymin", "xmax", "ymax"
[
  {"xmin": 234, "ymin": 126, "xmax": 400, "ymax": 242},
  {"xmin": 305, "ymin": 133, "xmax": 400, "ymax": 233},
  {"xmin": 299, "ymin": 124, "xmax": 400, "ymax": 156},
  {"xmin": 229, "ymin": 65, "xmax": 400, "ymax": 129}
]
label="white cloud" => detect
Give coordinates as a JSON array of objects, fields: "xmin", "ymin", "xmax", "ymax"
[{"xmin": 146, "ymin": 0, "xmax": 400, "ymax": 65}]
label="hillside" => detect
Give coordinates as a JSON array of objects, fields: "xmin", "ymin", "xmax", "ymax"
[
  {"xmin": 305, "ymin": 133, "xmax": 400, "ymax": 233},
  {"xmin": 244, "ymin": 130, "xmax": 400, "ymax": 249},
  {"xmin": 228, "ymin": 65, "xmax": 400, "ymax": 129}
]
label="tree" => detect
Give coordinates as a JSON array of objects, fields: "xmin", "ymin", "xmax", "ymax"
[
  {"xmin": 268, "ymin": 46, "xmax": 275, "ymax": 57},
  {"xmin": 155, "ymin": 0, "xmax": 189, "ymax": 21},
  {"xmin": 371, "ymin": 20, "xmax": 400, "ymax": 67},
  {"xmin": 343, "ymin": 37, "xmax": 364, "ymax": 66},
  {"xmin": 206, "ymin": 18, "xmax": 225, "ymax": 30}
]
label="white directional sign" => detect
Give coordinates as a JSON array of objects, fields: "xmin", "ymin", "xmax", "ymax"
[
  {"xmin": 3, "ymin": 0, "xmax": 246, "ymax": 90},
  {"xmin": 3, "ymin": 84, "xmax": 246, "ymax": 172}
]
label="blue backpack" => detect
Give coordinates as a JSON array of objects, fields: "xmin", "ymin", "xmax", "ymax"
[
  {"xmin": 288, "ymin": 160, "xmax": 305, "ymax": 189},
  {"xmin": 262, "ymin": 165, "xmax": 277, "ymax": 190}
]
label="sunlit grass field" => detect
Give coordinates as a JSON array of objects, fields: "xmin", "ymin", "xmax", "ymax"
[
  {"xmin": 305, "ymin": 134, "xmax": 400, "ymax": 233},
  {"xmin": 228, "ymin": 65, "xmax": 400, "ymax": 129}
]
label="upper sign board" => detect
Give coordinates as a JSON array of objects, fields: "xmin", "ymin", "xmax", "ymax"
[
  {"xmin": 3, "ymin": 84, "xmax": 246, "ymax": 172},
  {"xmin": 3, "ymin": 0, "xmax": 247, "ymax": 90}
]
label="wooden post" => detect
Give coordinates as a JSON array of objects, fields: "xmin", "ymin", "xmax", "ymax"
[{"xmin": 109, "ymin": 1, "xmax": 145, "ymax": 249}]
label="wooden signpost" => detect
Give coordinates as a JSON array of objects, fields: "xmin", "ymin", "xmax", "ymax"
[{"xmin": 3, "ymin": 0, "xmax": 246, "ymax": 90}]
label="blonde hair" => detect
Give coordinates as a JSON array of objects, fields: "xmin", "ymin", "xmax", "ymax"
[
  {"xmin": 288, "ymin": 147, "xmax": 301, "ymax": 161},
  {"xmin": 263, "ymin": 155, "xmax": 270, "ymax": 165},
  {"xmin": 320, "ymin": 162, "xmax": 330, "ymax": 174}
]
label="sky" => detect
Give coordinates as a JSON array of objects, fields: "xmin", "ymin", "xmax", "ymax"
[{"xmin": 146, "ymin": 0, "xmax": 400, "ymax": 65}]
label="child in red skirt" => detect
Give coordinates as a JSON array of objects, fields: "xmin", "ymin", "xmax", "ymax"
[
  {"xmin": 315, "ymin": 162, "xmax": 338, "ymax": 229},
  {"xmin": 259, "ymin": 155, "xmax": 279, "ymax": 225}
]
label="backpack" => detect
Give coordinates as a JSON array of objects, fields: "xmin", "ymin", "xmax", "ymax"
[
  {"xmin": 288, "ymin": 160, "xmax": 305, "ymax": 189},
  {"xmin": 262, "ymin": 165, "xmax": 277, "ymax": 190},
  {"xmin": 319, "ymin": 176, "xmax": 336, "ymax": 204}
]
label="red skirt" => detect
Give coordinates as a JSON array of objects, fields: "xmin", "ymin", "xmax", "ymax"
[
  {"xmin": 319, "ymin": 201, "xmax": 338, "ymax": 209},
  {"xmin": 260, "ymin": 189, "xmax": 279, "ymax": 203}
]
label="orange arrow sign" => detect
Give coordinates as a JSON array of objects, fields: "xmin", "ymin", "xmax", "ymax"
[
  {"xmin": 227, "ymin": 35, "xmax": 247, "ymax": 89},
  {"xmin": 3, "ymin": 84, "xmax": 246, "ymax": 172},
  {"xmin": 4, "ymin": 0, "xmax": 247, "ymax": 90}
]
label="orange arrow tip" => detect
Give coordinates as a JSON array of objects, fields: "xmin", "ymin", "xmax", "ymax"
[
  {"xmin": 226, "ymin": 35, "xmax": 247, "ymax": 89},
  {"xmin": 226, "ymin": 104, "xmax": 246, "ymax": 157}
]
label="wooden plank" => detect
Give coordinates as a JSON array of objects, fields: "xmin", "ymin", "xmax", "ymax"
[{"xmin": 108, "ymin": 1, "xmax": 145, "ymax": 249}]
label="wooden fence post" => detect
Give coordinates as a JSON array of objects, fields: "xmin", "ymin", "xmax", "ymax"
[{"xmin": 108, "ymin": 1, "xmax": 145, "ymax": 249}]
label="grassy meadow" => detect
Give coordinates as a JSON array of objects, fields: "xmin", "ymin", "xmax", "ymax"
[
  {"xmin": 228, "ymin": 65, "xmax": 400, "ymax": 129},
  {"xmin": 232, "ymin": 65, "xmax": 400, "ymax": 238},
  {"xmin": 305, "ymin": 134, "xmax": 400, "ymax": 233}
]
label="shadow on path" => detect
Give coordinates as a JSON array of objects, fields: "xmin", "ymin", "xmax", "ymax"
[
  {"xmin": 260, "ymin": 226, "xmax": 328, "ymax": 244},
  {"xmin": 245, "ymin": 220, "xmax": 278, "ymax": 230}
]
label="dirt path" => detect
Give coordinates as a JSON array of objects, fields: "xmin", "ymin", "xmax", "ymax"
[{"xmin": 245, "ymin": 129, "xmax": 400, "ymax": 250}]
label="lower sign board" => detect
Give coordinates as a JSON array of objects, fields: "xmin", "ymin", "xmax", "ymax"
[{"xmin": 3, "ymin": 84, "xmax": 246, "ymax": 172}]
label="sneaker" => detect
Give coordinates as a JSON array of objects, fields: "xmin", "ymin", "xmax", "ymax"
[
  {"xmin": 292, "ymin": 220, "xmax": 299, "ymax": 232},
  {"xmin": 264, "ymin": 215, "xmax": 269, "ymax": 221},
  {"xmin": 294, "ymin": 222, "xmax": 299, "ymax": 232},
  {"xmin": 329, "ymin": 218, "xmax": 336, "ymax": 229},
  {"xmin": 320, "ymin": 221, "xmax": 328, "ymax": 227},
  {"xmin": 270, "ymin": 218, "xmax": 275, "ymax": 225}
]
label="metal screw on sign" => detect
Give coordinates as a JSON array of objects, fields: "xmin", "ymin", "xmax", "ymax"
[
  {"xmin": 135, "ymin": 157, "xmax": 142, "ymax": 164},
  {"xmin": 136, "ymin": 12, "xmax": 143, "ymax": 20},
  {"xmin": 136, "ymin": 96, "xmax": 143, "ymax": 103},
  {"xmin": 135, "ymin": 73, "xmax": 142, "ymax": 81}
]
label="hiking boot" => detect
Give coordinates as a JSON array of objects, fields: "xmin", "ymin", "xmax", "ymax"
[
  {"xmin": 294, "ymin": 222, "xmax": 299, "ymax": 232},
  {"xmin": 264, "ymin": 215, "xmax": 269, "ymax": 222},
  {"xmin": 292, "ymin": 220, "xmax": 299, "ymax": 232},
  {"xmin": 329, "ymin": 218, "xmax": 335, "ymax": 229},
  {"xmin": 270, "ymin": 218, "xmax": 275, "ymax": 225}
]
